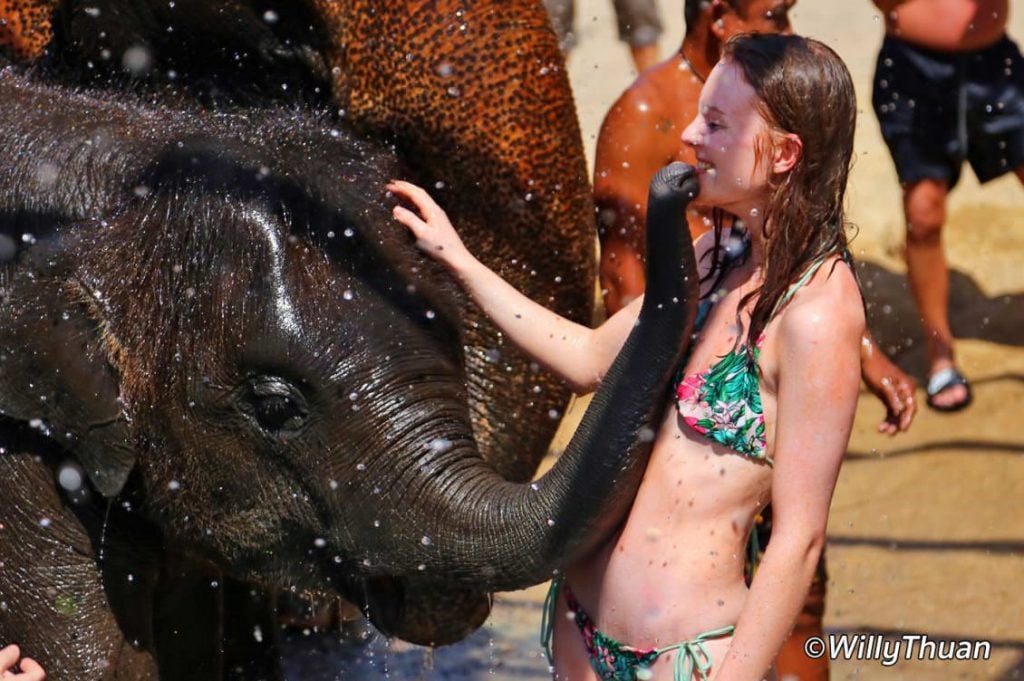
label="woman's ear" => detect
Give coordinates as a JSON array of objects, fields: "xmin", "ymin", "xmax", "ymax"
[
  {"xmin": 709, "ymin": 0, "xmax": 735, "ymax": 40},
  {"xmin": 772, "ymin": 132, "xmax": 803, "ymax": 175}
]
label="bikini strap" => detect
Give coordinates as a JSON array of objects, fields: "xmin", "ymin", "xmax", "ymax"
[
  {"xmin": 540, "ymin": 574, "xmax": 564, "ymax": 667},
  {"xmin": 770, "ymin": 254, "xmax": 832, "ymax": 318},
  {"xmin": 655, "ymin": 625, "xmax": 737, "ymax": 681}
]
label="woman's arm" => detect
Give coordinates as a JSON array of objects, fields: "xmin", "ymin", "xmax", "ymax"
[
  {"xmin": 388, "ymin": 180, "xmax": 642, "ymax": 394},
  {"xmin": 713, "ymin": 274, "xmax": 865, "ymax": 681},
  {"xmin": 0, "ymin": 645, "xmax": 46, "ymax": 680}
]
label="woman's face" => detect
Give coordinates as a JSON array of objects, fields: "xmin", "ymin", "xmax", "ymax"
[{"xmin": 681, "ymin": 60, "xmax": 775, "ymax": 215}]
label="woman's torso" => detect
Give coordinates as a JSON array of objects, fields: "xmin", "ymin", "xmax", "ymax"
[{"xmin": 566, "ymin": 235, "xmax": 783, "ymax": 648}]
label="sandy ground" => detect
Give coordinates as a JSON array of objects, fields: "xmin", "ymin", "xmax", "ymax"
[{"xmin": 283, "ymin": 2, "xmax": 1024, "ymax": 679}]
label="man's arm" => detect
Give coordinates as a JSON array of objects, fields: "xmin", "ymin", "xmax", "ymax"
[{"xmin": 593, "ymin": 83, "xmax": 676, "ymax": 314}]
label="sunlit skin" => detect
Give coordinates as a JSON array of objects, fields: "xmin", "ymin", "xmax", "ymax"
[
  {"xmin": 594, "ymin": 0, "xmax": 916, "ymax": 434},
  {"xmin": 874, "ymin": 0, "xmax": 1008, "ymax": 51},
  {"xmin": 872, "ymin": 0, "xmax": 1019, "ymax": 409},
  {"xmin": 389, "ymin": 58, "xmax": 865, "ymax": 681},
  {"xmin": 0, "ymin": 645, "xmax": 45, "ymax": 680}
]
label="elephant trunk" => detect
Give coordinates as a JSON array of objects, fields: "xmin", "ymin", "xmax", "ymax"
[{"xmin": 385, "ymin": 164, "xmax": 700, "ymax": 591}]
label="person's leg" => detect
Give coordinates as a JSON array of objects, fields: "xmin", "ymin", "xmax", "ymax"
[
  {"xmin": 542, "ymin": 0, "xmax": 576, "ymax": 55},
  {"xmin": 611, "ymin": 0, "xmax": 661, "ymax": 72},
  {"xmin": 903, "ymin": 178, "xmax": 969, "ymax": 408},
  {"xmin": 774, "ymin": 573, "xmax": 828, "ymax": 681}
]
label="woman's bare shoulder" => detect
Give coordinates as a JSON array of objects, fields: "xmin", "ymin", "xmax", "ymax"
[{"xmin": 779, "ymin": 257, "xmax": 865, "ymax": 345}]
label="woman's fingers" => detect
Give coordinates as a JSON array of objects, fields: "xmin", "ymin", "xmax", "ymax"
[
  {"xmin": 392, "ymin": 204, "xmax": 429, "ymax": 235},
  {"xmin": 16, "ymin": 657, "xmax": 45, "ymax": 681},
  {"xmin": 0, "ymin": 645, "xmax": 21, "ymax": 671},
  {"xmin": 387, "ymin": 180, "xmax": 443, "ymax": 222}
]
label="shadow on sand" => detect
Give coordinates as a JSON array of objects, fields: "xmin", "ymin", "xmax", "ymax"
[{"xmin": 855, "ymin": 260, "xmax": 1024, "ymax": 380}]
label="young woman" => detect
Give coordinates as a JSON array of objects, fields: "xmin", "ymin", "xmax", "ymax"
[{"xmin": 391, "ymin": 33, "xmax": 862, "ymax": 681}]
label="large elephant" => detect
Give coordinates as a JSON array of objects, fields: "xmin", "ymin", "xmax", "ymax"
[{"xmin": 0, "ymin": 1, "xmax": 699, "ymax": 678}]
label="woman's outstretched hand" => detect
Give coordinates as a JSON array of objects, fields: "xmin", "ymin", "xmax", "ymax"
[
  {"xmin": 388, "ymin": 180, "xmax": 471, "ymax": 269},
  {"xmin": 0, "ymin": 645, "xmax": 46, "ymax": 680}
]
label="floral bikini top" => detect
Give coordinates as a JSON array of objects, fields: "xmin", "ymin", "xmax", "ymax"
[{"xmin": 673, "ymin": 243, "xmax": 830, "ymax": 466}]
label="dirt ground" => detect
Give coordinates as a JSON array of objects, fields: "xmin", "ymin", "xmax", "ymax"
[{"xmin": 284, "ymin": 2, "xmax": 1024, "ymax": 679}]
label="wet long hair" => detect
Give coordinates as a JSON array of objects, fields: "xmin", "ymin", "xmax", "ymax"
[{"xmin": 709, "ymin": 33, "xmax": 857, "ymax": 354}]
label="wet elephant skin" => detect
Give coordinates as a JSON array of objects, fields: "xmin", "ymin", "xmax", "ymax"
[
  {"xmin": 0, "ymin": 2, "xmax": 700, "ymax": 679},
  {"xmin": 0, "ymin": 70, "xmax": 699, "ymax": 681}
]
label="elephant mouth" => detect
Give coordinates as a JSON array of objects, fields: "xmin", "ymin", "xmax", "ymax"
[
  {"xmin": 359, "ymin": 575, "xmax": 405, "ymax": 637},
  {"xmin": 331, "ymin": 570, "xmax": 491, "ymax": 646}
]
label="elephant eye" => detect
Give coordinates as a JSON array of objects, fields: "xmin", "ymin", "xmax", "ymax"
[{"xmin": 245, "ymin": 377, "xmax": 308, "ymax": 434}]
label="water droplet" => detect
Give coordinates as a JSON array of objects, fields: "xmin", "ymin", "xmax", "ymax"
[
  {"xmin": 57, "ymin": 464, "xmax": 84, "ymax": 492},
  {"xmin": 328, "ymin": 479, "xmax": 339, "ymax": 490},
  {"xmin": 314, "ymin": 537, "xmax": 327, "ymax": 548},
  {"xmin": 167, "ymin": 480, "xmax": 181, "ymax": 491},
  {"xmin": 548, "ymin": 409, "xmax": 560, "ymax": 420},
  {"xmin": 39, "ymin": 517, "xmax": 52, "ymax": 528},
  {"xmin": 342, "ymin": 289, "xmax": 354, "ymax": 300},
  {"xmin": 428, "ymin": 438, "xmax": 452, "ymax": 453},
  {"xmin": 421, "ymin": 536, "xmax": 432, "ymax": 546},
  {"xmin": 356, "ymin": 462, "xmax": 366, "ymax": 471},
  {"xmin": 122, "ymin": 45, "xmax": 153, "ymax": 75},
  {"xmin": 262, "ymin": 9, "xmax": 278, "ymax": 23},
  {"xmin": 253, "ymin": 625, "xmax": 263, "ymax": 643},
  {"xmin": 546, "ymin": 518, "xmax": 555, "ymax": 527}
]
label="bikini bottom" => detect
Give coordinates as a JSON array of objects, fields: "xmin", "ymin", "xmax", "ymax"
[{"xmin": 541, "ymin": 575, "xmax": 735, "ymax": 681}]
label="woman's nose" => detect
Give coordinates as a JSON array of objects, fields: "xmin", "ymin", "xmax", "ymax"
[{"xmin": 681, "ymin": 119, "xmax": 702, "ymax": 148}]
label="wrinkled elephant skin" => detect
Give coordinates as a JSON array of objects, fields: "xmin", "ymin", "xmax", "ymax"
[{"xmin": 0, "ymin": 2, "xmax": 700, "ymax": 679}]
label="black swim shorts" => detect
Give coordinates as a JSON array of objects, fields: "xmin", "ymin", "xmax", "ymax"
[{"xmin": 873, "ymin": 34, "xmax": 1024, "ymax": 187}]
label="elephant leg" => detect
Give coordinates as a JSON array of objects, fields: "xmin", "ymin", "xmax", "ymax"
[
  {"xmin": 0, "ymin": 445, "xmax": 158, "ymax": 679},
  {"xmin": 222, "ymin": 579, "xmax": 283, "ymax": 681}
]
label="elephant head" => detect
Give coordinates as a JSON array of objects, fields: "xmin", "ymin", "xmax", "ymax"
[{"xmin": 0, "ymin": 0, "xmax": 699, "ymax": 652}]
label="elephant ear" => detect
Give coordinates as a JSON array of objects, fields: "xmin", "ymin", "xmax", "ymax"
[{"xmin": 0, "ymin": 242, "xmax": 135, "ymax": 497}]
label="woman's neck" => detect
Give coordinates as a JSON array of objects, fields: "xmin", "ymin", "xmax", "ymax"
[{"xmin": 729, "ymin": 208, "xmax": 768, "ymax": 267}]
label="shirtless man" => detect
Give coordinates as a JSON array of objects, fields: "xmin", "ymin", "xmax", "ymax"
[
  {"xmin": 872, "ymin": 0, "xmax": 1023, "ymax": 411},
  {"xmin": 592, "ymin": 2, "xmax": 916, "ymax": 679}
]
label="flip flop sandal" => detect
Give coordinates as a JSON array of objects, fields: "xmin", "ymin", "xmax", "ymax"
[{"xmin": 926, "ymin": 366, "xmax": 973, "ymax": 412}]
